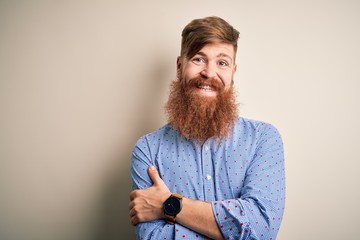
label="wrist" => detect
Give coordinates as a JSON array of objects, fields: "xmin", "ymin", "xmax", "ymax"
[{"xmin": 163, "ymin": 193, "xmax": 183, "ymax": 224}]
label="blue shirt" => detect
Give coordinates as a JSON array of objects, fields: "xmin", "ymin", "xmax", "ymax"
[{"xmin": 131, "ymin": 117, "xmax": 285, "ymax": 240}]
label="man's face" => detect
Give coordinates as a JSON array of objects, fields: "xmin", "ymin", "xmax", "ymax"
[
  {"xmin": 165, "ymin": 42, "xmax": 238, "ymax": 142},
  {"xmin": 177, "ymin": 42, "xmax": 237, "ymax": 97}
]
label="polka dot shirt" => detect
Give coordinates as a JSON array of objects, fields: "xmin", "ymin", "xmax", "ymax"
[{"xmin": 131, "ymin": 117, "xmax": 285, "ymax": 240}]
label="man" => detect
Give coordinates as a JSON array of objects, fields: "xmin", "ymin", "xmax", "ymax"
[{"xmin": 129, "ymin": 16, "xmax": 285, "ymax": 240}]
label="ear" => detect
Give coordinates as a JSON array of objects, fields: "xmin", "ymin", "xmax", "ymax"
[
  {"xmin": 176, "ymin": 56, "xmax": 182, "ymax": 77},
  {"xmin": 233, "ymin": 64, "xmax": 237, "ymax": 74},
  {"xmin": 231, "ymin": 64, "xmax": 237, "ymax": 85},
  {"xmin": 176, "ymin": 56, "xmax": 182, "ymax": 68}
]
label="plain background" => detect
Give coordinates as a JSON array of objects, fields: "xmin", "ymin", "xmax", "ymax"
[{"xmin": 1, "ymin": 1, "xmax": 359, "ymax": 239}]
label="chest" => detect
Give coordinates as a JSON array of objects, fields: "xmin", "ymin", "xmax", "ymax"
[{"xmin": 153, "ymin": 140, "xmax": 256, "ymax": 201}]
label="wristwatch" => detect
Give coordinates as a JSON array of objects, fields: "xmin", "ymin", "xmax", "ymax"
[{"xmin": 163, "ymin": 193, "xmax": 183, "ymax": 224}]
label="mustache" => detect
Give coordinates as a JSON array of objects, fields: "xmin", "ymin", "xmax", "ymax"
[{"xmin": 184, "ymin": 76, "xmax": 224, "ymax": 92}]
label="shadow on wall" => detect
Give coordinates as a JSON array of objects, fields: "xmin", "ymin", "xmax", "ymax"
[
  {"xmin": 91, "ymin": 58, "xmax": 172, "ymax": 240},
  {"xmin": 92, "ymin": 160, "xmax": 135, "ymax": 240}
]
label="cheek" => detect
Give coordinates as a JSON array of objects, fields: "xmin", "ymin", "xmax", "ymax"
[
  {"xmin": 182, "ymin": 68, "xmax": 199, "ymax": 81},
  {"xmin": 222, "ymin": 73, "xmax": 234, "ymax": 87}
]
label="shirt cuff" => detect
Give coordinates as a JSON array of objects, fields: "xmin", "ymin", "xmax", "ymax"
[{"xmin": 211, "ymin": 199, "xmax": 252, "ymax": 239}]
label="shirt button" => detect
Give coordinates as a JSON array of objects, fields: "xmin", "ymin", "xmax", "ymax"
[
  {"xmin": 206, "ymin": 174, "xmax": 212, "ymax": 180},
  {"xmin": 204, "ymin": 145, "xmax": 209, "ymax": 151}
]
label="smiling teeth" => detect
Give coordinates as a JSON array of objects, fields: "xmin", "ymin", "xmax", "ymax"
[{"xmin": 199, "ymin": 86, "xmax": 213, "ymax": 91}]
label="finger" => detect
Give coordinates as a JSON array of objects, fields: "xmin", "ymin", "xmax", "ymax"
[
  {"xmin": 129, "ymin": 190, "xmax": 137, "ymax": 201},
  {"xmin": 147, "ymin": 166, "xmax": 164, "ymax": 186},
  {"xmin": 129, "ymin": 206, "xmax": 135, "ymax": 218},
  {"xmin": 130, "ymin": 215, "xmax": 138, "ymax": 226},
  {"xmin": 128, "ymin": 201, "xmax": 134, "ymax": 211}
]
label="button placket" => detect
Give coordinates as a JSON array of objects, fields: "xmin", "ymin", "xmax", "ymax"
[{"xmin": 202, "ymin": 142, "xmax": 215, "ymax": 201}]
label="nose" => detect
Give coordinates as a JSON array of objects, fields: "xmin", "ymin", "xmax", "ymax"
[{"xmin": 200, "ymin": 63, "xmax": 217, "ymax": 79}]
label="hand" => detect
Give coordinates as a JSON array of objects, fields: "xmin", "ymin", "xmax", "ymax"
[{"xmin": 129, "ymin": 166, "xmax": 171, "ymax": 225}]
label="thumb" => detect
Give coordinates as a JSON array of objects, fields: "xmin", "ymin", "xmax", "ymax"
[{"xmin": 148, "ymin": 166, "xmax": 164, "ymax": 186}]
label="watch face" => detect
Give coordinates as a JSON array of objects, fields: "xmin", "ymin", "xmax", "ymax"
[{"xmin": 164, "ymin": 197, "xmax": 181, "ymax": 215}]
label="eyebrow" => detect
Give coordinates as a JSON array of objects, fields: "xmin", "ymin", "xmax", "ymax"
[{"xmin": 195, "ymin": 52, "xmax": 233, "ymax": 64}]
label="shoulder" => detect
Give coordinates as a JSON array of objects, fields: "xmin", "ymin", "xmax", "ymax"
[
  {"xmin": 235, "ymin": 117, "xmax": 283, "ymax": 142},
  {"xmin": 238, "ymin": 117, "xmax": 280, "ymax": 131},
  {"xmin": 133, "ymin": 124, "xmax": 177, "ymax": 149}
]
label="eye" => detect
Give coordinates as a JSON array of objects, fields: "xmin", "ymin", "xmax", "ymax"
[
  {"xmin": 192, "ymin": 57, "xmax": 205, "ymax": 64},
  {"xmin": 218, "ymin": 60, "xmax": 228, "ymax": 67}
]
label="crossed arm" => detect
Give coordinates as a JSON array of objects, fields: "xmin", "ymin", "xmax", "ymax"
[
  {"xmin": 129, "ymin": 124, "xmax": 285, "ymax": 239},
  {"xmin": 129, "ymin": 166, "xmax": 224, "ymax": 240}
]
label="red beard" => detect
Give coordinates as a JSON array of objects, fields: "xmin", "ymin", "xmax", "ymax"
[{"xmin": 165, "ymin": 76, "xmax": 238, "ymax": 143}]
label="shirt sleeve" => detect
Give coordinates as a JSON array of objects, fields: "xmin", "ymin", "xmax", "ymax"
[
  {"xmin": 130, "ymin": 136, "xmax": 178, "ymax": 240},
  {"xmin": 131, "ymin": 135, "xmax": 211, "ymax": 239},
  {"xmin": 211, "ymin": 123, "xmax": 286, "ymax": 240}
]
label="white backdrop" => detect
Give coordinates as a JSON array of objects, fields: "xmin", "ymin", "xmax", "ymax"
[{"xmin": 1, "ymin": 1, "xmax": 359, "ymax": 239}]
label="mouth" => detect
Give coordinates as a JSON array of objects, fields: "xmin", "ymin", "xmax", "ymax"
[
  {"xmin": 195, "ymin": 84, "xmax": 217, "ymax": 97},
  {"xmin": 198, "ymin": 85, "xmax": 215, "ymax": 92},
  {"xmin": 185, "ymin": 77, "xmax": 223, "ymax": 97}
]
